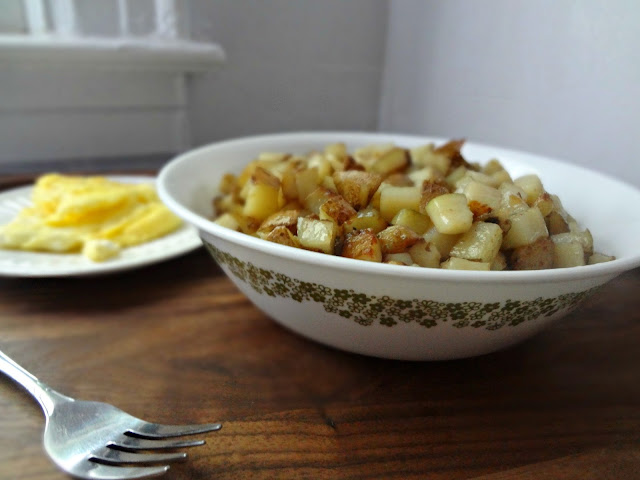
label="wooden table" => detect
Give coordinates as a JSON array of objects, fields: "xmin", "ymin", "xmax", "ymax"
[{"xmin": 1, "ymin": 172, "xmax": 639, "ymax": 479}]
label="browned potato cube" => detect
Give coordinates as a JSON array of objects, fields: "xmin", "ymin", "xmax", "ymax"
[
  {"xmin": 508, "ymin": 236, "xmax": 555, "ymax": 270},
  {"xmin": 342, "ymin": 229, "xmax": 382, "ymax": 262},
  {"xmin": 304, "ymin": 186, "xmax": 334, "ymax": 214},
  {"xmin": 333, "ymin": 170, "xmax": 383, "ymax": 209},
  {"xmin": 258, "ymin": 209, "xmax": 301, "ymax": 236},
  {"xmin": 265, "ymin": 225, "xmax": 301, "ymax": 248},
  {"xmin": 319, "ymin": 195, "xmax": 357, "ymax": 226},
  {"xmin": 546, "ymin": 210, "xmax": 570, "ymax": 235},
  {"xmin": 377, "ymin": 225, "xmax": 420, "ymax": 254},
  {"xmin": 419, "ymin": 181, "xmax": 450, "ymax": 214},
  {"xmin": 343, "ymin": 206, "xmax": 388, "ymax": 234}
]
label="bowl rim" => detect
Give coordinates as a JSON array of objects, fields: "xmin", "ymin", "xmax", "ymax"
[{"xmin": 158, "ymin": 131, "xmax": 640, "ymax": 285}]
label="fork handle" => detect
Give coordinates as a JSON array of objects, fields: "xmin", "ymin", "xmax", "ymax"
[{"xmin": 0, "ymin": 349, "xmax": 72, "ymax": 416}]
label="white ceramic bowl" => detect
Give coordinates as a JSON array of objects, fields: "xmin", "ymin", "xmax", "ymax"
[{"xmin": 158, "ymin": 132, "xmax": 640, "ymax": 361}]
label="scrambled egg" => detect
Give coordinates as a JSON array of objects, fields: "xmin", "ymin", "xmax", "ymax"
[{"xmin": 0, "ymin": 174, "xmax": 182, "ymax": 262}]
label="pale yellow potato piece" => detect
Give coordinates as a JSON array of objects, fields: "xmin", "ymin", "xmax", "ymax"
[
  {"xmin": 343, "ymin": 206, "xmax": 388, "ymax": 234},
  {"xmin": 449, "ymin": 221, "xmax": 503, "ymax": 263},
  {"xmin": 425, "ymin": 193, "xmax": 473, "ymax": 235},
  {"xmin": 502, "ymin": 207, "xmax": 548, "ymax": 249},
  {"xmin": 370, "ymin": 147, "xmax": 409, "ymax": 176},
  {"xmin": 379, "ymin": 186, "xmax": 422, "ymax": 222},
  {"xmin": 409, "ymin": 239, "xmax": 440, "ymax": 268},
  {"xmin": 422, "ymin": 226, "xmax": 461, "ymax": 259},
  {"xmin": 588, "ymin": 252, "xmax": 615, "ymax": 265},
  {"xmin": 243, "ymin": 183, "xmax": 285, "ymax": 222},
  {"xmin": 441, "ymin": 257, "xmax": 490, "ymax": 271},
  {"xmin": 463, "ymin": 181, "xmax": 501, "ymax": 213},
  {"xmin": 297, "ymin": 217, "xmax": 337, "ymax": 254},
  {"xmin": 514, "ymin": 174, "xmax": 545, "ymax": 205},
  {"xmin": 553, "ymin": 241, "xmax": 585, "ymax": 268},
  {"xmin": 391, "ymin": 208, "xmax": 433, "ymax": 235},
  {"xmin": 214, "ymin": 212, "xmax": 240, "ymax": 231},
  {"xmin": 383, "ymin": 252, "xmax": 413, "ymax": 265},
  {"xmin": 409, "ymin": 144, "xmax": 450, "ymax": 174}
]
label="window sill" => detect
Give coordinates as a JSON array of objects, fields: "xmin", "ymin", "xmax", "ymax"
[{"xmin": 0, "ymin": 35, "xmax": 225, "ymax": 72}]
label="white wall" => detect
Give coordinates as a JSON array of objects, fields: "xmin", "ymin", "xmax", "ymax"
[
  {"xmin": 379, "ymin": 0, "xmax": 640, "ymax": 186},
  {"xmin": 187, "ymin": 0, "xmax": 388, "ymax": 146}
]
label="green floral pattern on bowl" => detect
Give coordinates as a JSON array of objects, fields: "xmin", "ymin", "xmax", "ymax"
[{"xmin": 204, "ymin": 242, "xmax": 597, "ymax": 331}]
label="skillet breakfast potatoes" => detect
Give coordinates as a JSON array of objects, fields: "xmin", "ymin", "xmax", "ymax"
[{"xmin": 212, "ymin": 139, "xmax": 613, "ymax": 270}]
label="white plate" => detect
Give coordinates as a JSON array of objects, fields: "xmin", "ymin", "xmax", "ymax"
[{"xmin": 0, "ymin": 175, "xmax": 202, "ymax": 277}]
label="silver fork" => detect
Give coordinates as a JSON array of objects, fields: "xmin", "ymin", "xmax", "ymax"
[{"xmin": 0, "ymin": 349, "xmax": 222, "ymax": 479}]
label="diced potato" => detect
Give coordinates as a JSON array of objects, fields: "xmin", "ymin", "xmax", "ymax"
[
  {"xmin": 422, "ymin": 226, "xmax": 461, "ymax": 258},
  {"xmin": 546, "ymin": 211, "xmax": 570, "ymax": 234},
  {"xmin": 379, "ymin": 186, "xmax": 422, "ymax": 222},
  {"xmin": 588, "ymin": 252, "xmax": 615, "ymax": 265},
  {"xmin": 408, "ymin": 166, "xmax": 442, "ymax": 186},
  {"xmin": 353, "ymin": 143, "xmax": 395, "ymax": 169},
  {"xmin": 251, "ymin": 166, "xmax": 281, "ymax": 188},
  {"xmin": 342, "ymin": 229, "xmax": 382, "ymax": 262},
  {"xmin": 308, "ymin": 153, "xmax": 333, "ymax": 179},
  {"xmin": 319, "ymin": 195, "xmax": 357, "ymax": 226},
  {"xmin": 514, "ymin": 174, "xmax": 545, "ymax": 205},
  {"xmin": 458, "ymin": 171, "xmax": 500, "ymax": 189},
  {"xmin": 218, "ymin": 173, "xmax": 238, "ymax": 195},
  {"xmin": 377, "ymin": 225, "xmax": 420, "ymax": 254},
  {"xmin": 304, "ymin": 187, "xmax": 334, "ymax": 214},
  {"xmin": 214, "ymin": 212, "xmax": 240, "ymax": 231},
  {"xmin": 445, "ymin": 166, "xmax": 468, "ymax": 188},
  {"xmin": 409, "ymin": 144, "xmax": 451, "ymax": 174},
  {"xmin": 257, "ymin": 209, "xmax": 301, "ymax": 236},
  {"xmin": 324, "ymin": 142, "xmax": 347, "ymax": 157},
  {"xmin": 490, "ymin": 169, "xmax": 512, "ymax": 186},
  {"xmin": 491, "ymin": 251, "xmax": 507, "ymax": 271},
  {"xmin": 343, "ymin": 206, "xmax": 388, "ymax": 234},
  {"xmin": 553, "ymin": 241, "xmax": 585, "ymax": 268},
  {"xmin": 297, "ymin": 217, "xmax": 338, "ymax": 254},
  {"xmin": 449, "ymin": 221, "xmax": 503, "ymax": 263},
  {"xmin": 391, "ymin": 208, "xmax": 433, "ymax": 235},
  {"xmin": 425, "ymin": 193, "xmax": 473, "ymax": 235},
  {"xmin": 333, "ymin": 170, "xmax": 383, "ymax": 209},
  {"xmin": 295, "ymin": 167, "xmax": 321, "ymax": 202},
  {"xmin": 482, "ymin": 159, "xmax": 505, "ymax": 175},
  {"xmin": 321, "ymin": 175, "xmax": 337, "ymax": 192},
  {"xmin": 502, "ymin": 207, "xmax": 548, "ymax": 249},
  {"xmin": 280, "ymin": 167, "xmax": 300, "ymax": 200},
  {"xmin": 418, "ymin": 181, "xmax": 450, "ymax": 214},
  {"xmin": 384, "ymin": 252, "xmax": 413, "ymax": 265},
  {"xmin": 409, "ymin": 240, "xmax": 441, "ymax": 268},
  {"xmin": 508, "ymin": 236, "xmax": 554, "ymax": 270},
  {"xmin": 531, "ymin": 192, "xmax": 553, "ymax": 217},
  {"xmin": 370, "ymin": 147, "xmax": 409, "ymax": 175},
  {"xmin": 463, "ymin": 181, "xmax": 501, "ymax": 213},
  {"xmin": 551, "ymin": 230, "xmax": 594, "ymax": 256},
  {"xmin": 243, "ymin": 183, "xmax": 285, "ymax": 222},
  {"xmin": 265, "ymin": 225, "xmax": 301, "ymax": 248},
  {"xmin": 384, "ymin": 173, "xmax": 413, "ymax": 186},
  {"xmin": 441, "ymin": 257, "xmax": 490, "ymax": 271}
]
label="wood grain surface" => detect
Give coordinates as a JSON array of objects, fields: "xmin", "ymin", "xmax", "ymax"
[{"xmin": 0, "ymin": 181, "xmax": 639, "ymax": 479}]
